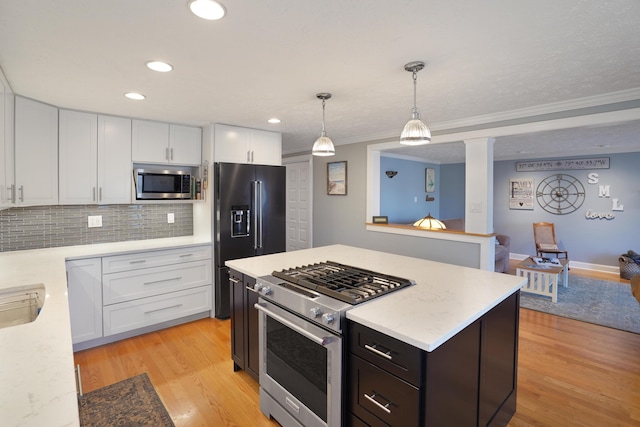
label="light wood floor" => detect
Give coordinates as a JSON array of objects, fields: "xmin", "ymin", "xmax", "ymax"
[{"xmin": 74, "ymin": 264, "xmax": 640, "ymax": 426}]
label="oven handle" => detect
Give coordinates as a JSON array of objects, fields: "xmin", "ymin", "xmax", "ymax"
[{"xmin": 254, "ymin": 302, "xmax": 336, "ymax": 347}]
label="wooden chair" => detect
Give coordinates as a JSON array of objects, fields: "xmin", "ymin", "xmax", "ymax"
[
  {"xmin": 533, "ymin": 222, "xmax": 568, "ymax": 261},
  {"xmin": 631, "ymin": 275, "xmax": 640, "ymax": 306}
]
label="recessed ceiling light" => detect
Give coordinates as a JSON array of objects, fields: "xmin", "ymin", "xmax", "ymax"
[
  {"xmin": 267, "ymin": 118, "xmax": 281, "ymax": 124},
  {"xmin": 125, "ymin": 92, "xmax": 146, "ymax": 100},
  {"xmin": 188, "ymin": 0, "xmax": 226, "ymax": 20},
  {"xmin": 146, "ymin": 61, "xmax": 173, "ymax": 72}
]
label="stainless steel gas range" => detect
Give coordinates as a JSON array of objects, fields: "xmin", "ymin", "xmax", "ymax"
[{"xmin": 253, "ymin": 261, "xmax": 414, "ymax": 427}]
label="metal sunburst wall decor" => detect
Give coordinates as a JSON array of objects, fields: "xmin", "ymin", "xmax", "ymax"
[{"xmin": 536, "ymin": 173, "xmax": 586, "ymax": 215}]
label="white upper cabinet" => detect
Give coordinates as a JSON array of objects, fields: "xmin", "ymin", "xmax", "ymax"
[
  {"xmin": 214, "ymin": 124, "xmax": 281, "ymax": 166},
  {"xmin": 132, "ymin": 119, "xmax": 201, "ymax": 166},
  {"xmin": 98, "ymin": 116, "xmax": 132, "ymax": 204},
  {"xmin": 0, "ymin": 76, "xmax": 13, "ymax": 209},
  {"xmin": 170, "ymin": 124, "xmax": 202, "ymax": 165},
  {"xmin": 59, "ymin": 111, "xmax": 132, "ymax": 204},
  {"xmin": 59, "ymin": 110, "xmax": 98, "ymax": 204},
  {"xmin": 132, "ymin": 120, "xmax": 169, "ymax": 164},
  {"xmin": 14, "ymin": 96, "xmax": 58, "ymax": 206}
]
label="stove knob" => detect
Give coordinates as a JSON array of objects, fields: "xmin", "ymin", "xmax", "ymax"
[
  {"xmin": 322, "ymin": 313, "xmax": 335, "ymax": 325},
  {"xmin": 260, "ymin": 286, "xmax": 272, "ymax": 296},
  {"xmin": 253, "ymin": 283, "xmax": 263, "ymax": 292},
  {"xmin": 310, "ymin": 307, "xmax": 323, "ymax": 318}
]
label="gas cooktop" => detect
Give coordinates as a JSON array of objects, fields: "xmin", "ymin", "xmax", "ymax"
[{"xmin": 271, "ymin": 261, "xmax": 414, "ymax": 305}]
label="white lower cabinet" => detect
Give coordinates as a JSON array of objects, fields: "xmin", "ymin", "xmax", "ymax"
[
  {"xmin": 67, "ymin": 258, "xmax": 103, "ymax": 344},
  {"xmin": 102, "ymin": 260, "xmax": 211, "ymax": 305},
  {"xmin": 67, "ymin": 245, "xmax": 213, "ymax": 349},
  {"xmin": 103, "ymin": 285, "xmax": 212, "ymax": 336}
]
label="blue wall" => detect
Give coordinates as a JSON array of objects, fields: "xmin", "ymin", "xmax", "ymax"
[
  {"xmin": 440, "ymin": 163, "xmax": 465, "ymax": 220},
  {"xmin": 380, "ymin": 156, "xmax": 439, "ymax": 223},
  {"xmin": 494, "ymin": 152, "xmax": 640, "ymax": 266},
  {"xmin": 379, "ymin": 152, "xmax": 639, "ymax": 267}
]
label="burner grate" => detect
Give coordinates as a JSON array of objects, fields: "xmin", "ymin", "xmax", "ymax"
[{"xmin": 272, "ymin": 261, "xmax": 413, "ymax": 304}]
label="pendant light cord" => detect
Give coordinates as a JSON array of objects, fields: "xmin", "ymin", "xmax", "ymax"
[
  {"xmin": 412, "ymin": 70, "xmax": 418, "ymax": 116},
  {"xmin": 321, "ymin": 98, "xmax": 327, "ymax": 135}
]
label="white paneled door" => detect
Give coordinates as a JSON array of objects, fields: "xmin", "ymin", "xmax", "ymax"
[{"xmin": 285, "ymin": 160, "xmax": 311, "ymax": 251}]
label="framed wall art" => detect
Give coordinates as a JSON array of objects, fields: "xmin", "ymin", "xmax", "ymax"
[
  {"xmin": 425, "ymin": 168, "xmax": 435, "ymax": 193},
  {"xmin": 509, "ymin": 178, "xmax": 534, "ymax": 210},
  {"xmin": 372, "ymin": 215, "xmax": 388, "ymax": 224},
  {"xmin": 327, "ymin": 161, "xmax": 347, "ymax": 195}
]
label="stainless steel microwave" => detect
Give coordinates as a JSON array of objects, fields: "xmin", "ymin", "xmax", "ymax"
[{"xmin": 134, "ymin": 168, "xmax": 192, "ymax": 200}]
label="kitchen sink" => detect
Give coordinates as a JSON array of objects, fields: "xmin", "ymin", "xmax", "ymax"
[{"xmin": 0, "ymin": 284, "xmax": 45, "ymax": 329}]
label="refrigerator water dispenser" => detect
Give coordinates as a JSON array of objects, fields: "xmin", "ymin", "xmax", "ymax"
[{"xmin": 231, "ymin": 205, "xmax": 250, "ymax": 237}]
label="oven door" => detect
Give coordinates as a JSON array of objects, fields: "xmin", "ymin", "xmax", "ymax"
[{"xmin": 255, "ymin": 298, "xmax": 342, "ymax": 427}]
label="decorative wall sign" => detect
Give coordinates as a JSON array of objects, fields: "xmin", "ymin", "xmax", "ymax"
[
  {"xmin": 536, "ymin": 174, "xmax": 586, "ymax": 215},
  {"xmin": 516, "ymin": 157, "xmax": 609, "ymax": 172},
  {"xmin": 372, "ymin": 216, "xmax": 388, "ymax": 224},
  {"xmin": 327, "ymin": 161, "xmax": 347, "ymax": 195},
  {"xmin": 509, "ymin": 178, "xmax": 534, "ymax": 210},
  {"xmin": 584, "ymin": 172, "xmax": 623, "ymax": 220},
  {"xmin": 425, "ymin": 168, "xmax": 435, "ymax": 193}
]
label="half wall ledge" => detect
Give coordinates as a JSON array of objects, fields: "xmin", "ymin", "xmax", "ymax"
[{"xmin": 365, "ymin": 223, "xmax": 497, "ymax": 271}]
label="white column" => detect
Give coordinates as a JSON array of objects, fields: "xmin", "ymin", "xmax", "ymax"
[
  {"xmin": 464, "ymin": 137, "xmax": 495, "ymax": 271},
  {"xmin": 464, "ymin": 137, "xmax": 494, "ymax": 234}
]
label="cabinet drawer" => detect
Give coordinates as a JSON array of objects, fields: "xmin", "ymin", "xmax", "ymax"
[
  {"xmin": 102, "ymin": 245, "xmax": 212, "ymax": 274},
  {"xmin": 103, "ymin": 285, "xmax": 212, "ymax": 336},
  {"xmin": 350, "ymin": 355, "xmax": 420, "ymax": 427},
  {"xmin": 103, "ymin": 260, "xmax": 211, "ymax": 305},
  {"xmin": 349, "ymin": 321, "xmax": 423, "ymax": 386}
]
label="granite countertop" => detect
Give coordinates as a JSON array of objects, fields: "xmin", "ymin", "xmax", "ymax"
[
  {"xmin": 226, "ymin": 244, "xmax": 526, "ymax": 352},
  {"xmin": 0, "ymin": 236, "xmax": 211, "ymax": 427}
]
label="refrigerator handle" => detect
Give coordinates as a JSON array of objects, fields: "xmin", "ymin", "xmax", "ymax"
[
  {"xmin": 253, "ymin": 181, "xmax": 259, "ymax": 250},
  {"xmin": 258, "ymin": 180, "xmax": 263, "ymax": 249}
]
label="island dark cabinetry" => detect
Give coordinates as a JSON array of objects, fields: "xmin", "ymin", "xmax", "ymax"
[
  {"xmin": 348, "ymin": 291, "xmax": 519, "ymax": 427},
  {"xmin": 229, "ymin": 269, "xmax": 260, "ymax": 382}
]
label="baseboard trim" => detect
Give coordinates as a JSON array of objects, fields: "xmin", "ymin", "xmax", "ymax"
[{"xmin": 510, "ymin": 253, "xmax": 620, "ymax": 275}]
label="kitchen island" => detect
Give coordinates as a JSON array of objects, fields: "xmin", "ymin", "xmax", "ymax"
[
  {"xmin": 226, "ymin": 244, "xmax": 525, "ymax": 426},
  {"xmin": 0, "ymin": 236, "xmax": 211, "ymax": 427}
]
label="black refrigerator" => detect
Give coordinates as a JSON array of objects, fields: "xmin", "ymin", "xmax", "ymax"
[{"xmin": 214, "ymin": 162, "xmax": 286, "ymax": 318}]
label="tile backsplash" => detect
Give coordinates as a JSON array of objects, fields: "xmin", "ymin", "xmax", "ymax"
[{"xmin": 0, "ymin": 204, "xmax": 193, "ymax": 252}]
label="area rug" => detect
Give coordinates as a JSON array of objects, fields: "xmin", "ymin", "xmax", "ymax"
[
  {"xmin": 520, "ymin": 275, "xmax": 640, "ymax": 334},
  {"xmin": 78, "ymin": 372, "xmax": 174, "ymax": 427}
]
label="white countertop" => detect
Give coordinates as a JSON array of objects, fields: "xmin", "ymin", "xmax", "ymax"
[
  {"xmin": 226, "ymin": 244, "xmax": 525, "ymax": 352},
  {"xmin": 0, "ymin": 236, "xmax": 211, "ymax": 427}
]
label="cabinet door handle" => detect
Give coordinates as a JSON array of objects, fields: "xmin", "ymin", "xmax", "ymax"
[
  {"xmin": 92, "ymin": 187, "xmax": 96, "ymax": 202},
  {"xmin": 170, "ymin": 148, "xmax": 174, "ymax": 160},
  {"xmin": 143, "ymin": 277, "xmax": 182, "ymax": 286},
  {"xmin": 364, "ymin": 393, "xmax": 392, "ymax": 414},
  {"xmin": 251, "ymin": 150, "xmax": 254, "ymax": 163},
  {"xmin": 129, "ymin": 260, "xmax": 146, "ymax": 264},
  {"xmin": 229, "ymin": 277, "xmax": 240, "ymax": 284},
  {"xmin": 145, "ymin": 304, "xmax": 183, "ymax": 314},
  {"xmin": 179, "ymin": 253, "xmax": 193, "ymax": 258},
  {"xmin": 166, "ymin": 147, "xmax": 170, "ymax": 161},
  {"xmin": 247, "ymin": 150, "xmax": 251, "ymax": 163},
  {"xmin": 99, "ymin": 187, "xmax": 102, "ymax": 202},
  {"xmin": 18, "ymin": 185, "xmax": 24, "ymax": 202},
  {"xmin": 75, "ymin": 364, "xmax": 83, "ymax": 397},
  {"xmin": 8, "ymin": 185, "xmax": 15, "ymax": 203},
  {"xmin": 364, "ymin": 344, "xmax": 393, "ymax": 360}
]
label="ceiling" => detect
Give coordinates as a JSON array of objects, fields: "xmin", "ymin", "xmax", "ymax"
[{"xmin": 1, "ymin": 0, "xmax": 640, "ymax": 163}]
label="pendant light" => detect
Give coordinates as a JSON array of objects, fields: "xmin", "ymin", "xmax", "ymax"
[
  {"xmin": 312, "ymin": 93, "xmax": 336, "ymax": 156},
  {"xmin": 400, "ymin": 61, "xmax": 431, "ymax": 145}
]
